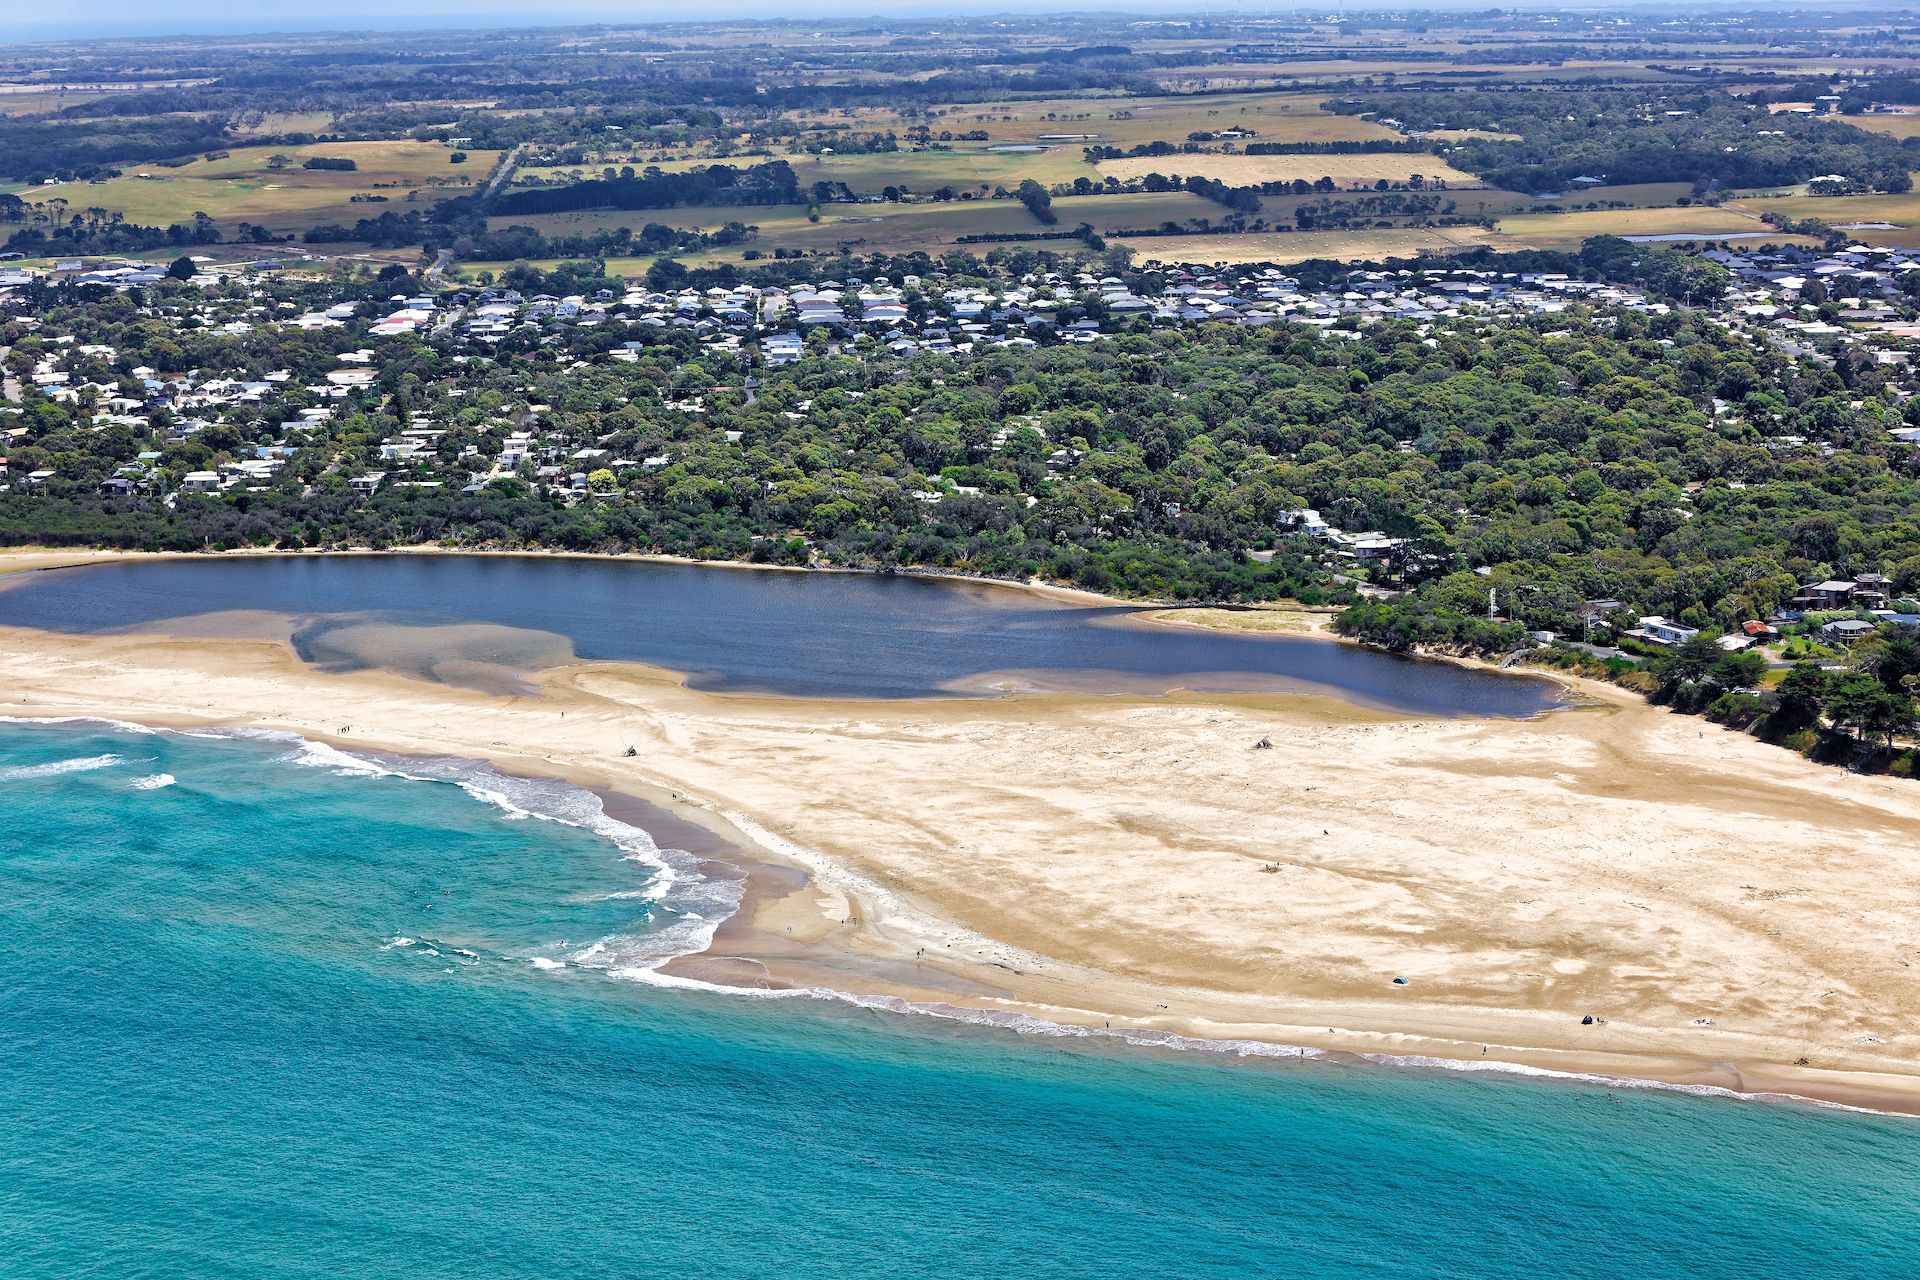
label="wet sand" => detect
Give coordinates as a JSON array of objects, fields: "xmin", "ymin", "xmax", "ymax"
[{"xmin": 6, "ymin": 588, "xmax": 1920, "ymax": 1116}]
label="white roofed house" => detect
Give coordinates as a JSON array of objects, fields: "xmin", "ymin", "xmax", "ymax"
[
  {"xmin": 1279, "ymin": 507, "xmax": 1340, "ymax": 542},
  {"xmin": 370, "ymin": 308, "xmax": 432, "ymax": 337},
  {"xmin": 1624, "ymin": 616, "xmax": 1700, "ymax": 647},
  {"xmin": 1342, "ymin": 533, "xmax": 1405, "ymax": 562},
  {"xmin": 763, "ymin": 333, "xmax": 804, "ymax": 365},
  {"xmin": 791, "ymin": 291, "xmax": 846, "ymax": 326}
]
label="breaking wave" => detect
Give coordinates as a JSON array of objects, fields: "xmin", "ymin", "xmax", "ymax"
[
  {"xmin": 9, "ymin": 715, "xmax": 1879, "ymax": 1115},
  {"xmin": 242, "ymin": 729, "xmax": 743, "ymax": 978},
  {"xmin": 611, "ymin": 969, "xmax": 1888, "ymax": 1116},
  {"xmin": 0, "ymin": 753, "xmax": 123, "ymax": 781}
]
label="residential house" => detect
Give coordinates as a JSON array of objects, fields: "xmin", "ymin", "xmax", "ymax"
[
  {"xmin": 1821, "ymin": 619, "xmax": 1878, "ymax": 645},
  {"xmin": 1625, "ymin": 616, "xmax": 1700, "ymax": 647},
  {"xmin": 1798, "ymin": 580, "xmax": 1859, "ymax": 609}
]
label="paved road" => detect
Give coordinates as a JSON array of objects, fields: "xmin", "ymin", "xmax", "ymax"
[
  {"xmin": 417, "ymin": 143, "xmax": 525, "ymax": 283},
  {"xmin": 479, "ymin": 143, "xmax": 527, "ymax": 204}
]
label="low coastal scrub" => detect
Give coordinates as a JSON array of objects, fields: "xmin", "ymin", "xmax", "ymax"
[
  {"xmin": 1332, "ymin": 598, "xmax": 1524, "ymax": 655},
  {"xmin": 1532, "ymin": 628, "xmax": 1920, "ymax": 775},
  {"xmin": 1337, "ymin": 589, "xmax": 1920, "ymax": 776}
]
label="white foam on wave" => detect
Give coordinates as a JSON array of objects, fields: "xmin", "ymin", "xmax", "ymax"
[
  {"xmin": 269, "ymin": 736, "xmax": 398, "ymax": 779},
  {"xmin": 1343, "ymin": 1050, "xmax": 1891, "ymax": 1115},
  {"xmin": 13, "ymin": 717, "xmax": 1879, "ymax": 1115},
  {"xmin": 131, "ymin": 773, "xmax": 176, "ymax": 790},
  {"xmin": 11, "ymin": 715, "xmax": 160, "ymax": 736},
  {"xmin": 0, "ymin": 753, "xmax": 124, "ymax": 781},
  {"xmin": 219, "ymin": 727, "xmax": 746, "ymax": 978},
  {"xmin": 9, "ymin": 717, "xmax": 743, "ymax": 986},
  {"xmin": 612, "ymin": 967, "xmax": 1891, "ymax": 1115}
]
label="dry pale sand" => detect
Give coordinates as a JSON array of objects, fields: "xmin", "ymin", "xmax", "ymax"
[
  {"xmin": 0, "ymin": 548, "xmax": 178, "ymax": 576},
  {"xmin": 5, "ymin": 588, "xmax": 1920, "ymax": 1114},
  {"xmin": 1144, "ymin": 602, "xmax": 1342, "ymax": 636}
]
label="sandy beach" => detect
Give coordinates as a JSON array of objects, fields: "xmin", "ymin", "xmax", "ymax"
[{"xmin": 6, "ymin": 548, "xmax": 1920, "ymax": 1115}]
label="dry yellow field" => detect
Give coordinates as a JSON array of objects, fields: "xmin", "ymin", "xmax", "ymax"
[
  {"xmin": 487, "ymin": 181, "xmax": 1798, "ymax": 268},
  {"xmin": 1492, "ymin": 204, "xmax": 1788, "ymax": 250},
  {"xmin": 816, "ymin": 91, "xmax": 1399, "ymax": 149},
  {"xmin": 1842, "ymin": 113, "xmax": 1920, "ymax": 141},
  {"xmin": 0, "ymin": 77, "xmax": 212, "ymax": 116},
  {"xmin": 1096, "ymin": 152, "xmax": 1482, "ymax": 188},
  {"xmin": 4, "ymin": 139, "xmax": 499, "ymax": 233},
  {"xmin": 1119, "ymin": 224, "xmax": 1501, "ymax": 267},
  {"xmin": 232, "ymin": 111, "xmax": 337, "ymax": 137},
  {"xmin": 1733, "ymin": 189, "xmax": 1920, "ymax": 248},
  {"xmin": 516, "ymin": 145, "xmax": 1091, "ymax": 195},
  {"xmin": 488, "ymin": 206, "xmax": 806, "ymax": 237},
  {"xmin": 0, "ymin": 88, "xmax": 103, "ymax": 116},
  {"xmin": 486, "ymin": 190, "xmax": 1222, "ymax": 262}
]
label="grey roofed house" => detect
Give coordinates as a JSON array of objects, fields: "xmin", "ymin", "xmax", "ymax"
[
  {"xmin": 1798, "ymin": 579, "xmax": 1858, "ymax": 607},
  {"xmin": 1821, "ymin": 619, "xmax": 1877, "ymax": 644}
]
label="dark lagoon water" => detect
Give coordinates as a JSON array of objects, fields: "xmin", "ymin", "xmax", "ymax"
[{"xmin": 0, "ymin": 554, "xmax": 1559, "ymax": 716}]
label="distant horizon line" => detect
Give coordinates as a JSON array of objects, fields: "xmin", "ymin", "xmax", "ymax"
[{"xmin": 1, "ymin": 1, "xmax": 1906, "ymax": 50}]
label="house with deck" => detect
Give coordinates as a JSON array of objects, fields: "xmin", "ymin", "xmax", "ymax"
[{"xmin": 1625, "ymin": 616, "xmax": 1700, "ymax": 646}]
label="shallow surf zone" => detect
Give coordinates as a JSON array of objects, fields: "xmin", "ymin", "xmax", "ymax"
[
  {"xmin": 634, "ymin": 949, "xmax": 1899, "ymax": 1119},
  {"xmin": 0, "ymin": 716, "xmax": 1896, "ymax": 1117},
  {"xmin": 8, "ymin": 715, "xmax": 742, "ymax": 981},
  {"xmin": 12, "ymin": 716, "xmax": 1920, "ymax": 1280},
  {"xmin": 0, "ymin": 752, "xmax": 125, "ymax": 781},
  {"xmin": 236, "ymin": 729, "xmax": 746, "ymax": 978}
]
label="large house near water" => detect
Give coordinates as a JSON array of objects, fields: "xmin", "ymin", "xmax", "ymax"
[{"xmin": 1624, "ymin": 616, "xmax": 1700, "ymax": 647}]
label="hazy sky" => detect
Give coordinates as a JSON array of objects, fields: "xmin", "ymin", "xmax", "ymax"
[
  {"xmin": 1, "ymin": 0, "xmax": 1732, "ymax": 45},
  {"xmin": 2, "ymin": 0, "xmax": 1247, "ymax": 42}
]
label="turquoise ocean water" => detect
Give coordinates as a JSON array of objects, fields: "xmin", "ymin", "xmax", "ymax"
[{"xmin": 3, "ymin": 719, "xmax": 1918, "ymax": 1278}]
